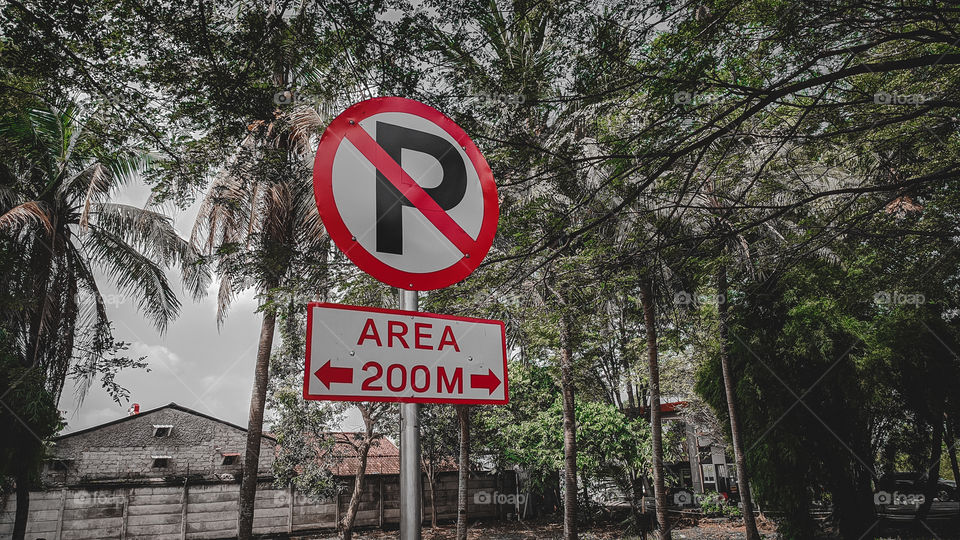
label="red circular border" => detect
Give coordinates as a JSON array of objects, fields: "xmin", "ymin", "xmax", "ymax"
[{"xmin": 313, "ymin": 97, "xmax": 499, "ymax": 291}]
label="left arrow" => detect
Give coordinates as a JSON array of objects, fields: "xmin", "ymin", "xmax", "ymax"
[{"xmin": 314, "ymin": 360, "xmax": 354, "ymax": 389}]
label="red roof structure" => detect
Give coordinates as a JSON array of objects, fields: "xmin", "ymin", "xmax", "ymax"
[
  {"xmin": 636, "ymin": 400, "xmax": 689, "ymax": 417},
  {"xmin": 327, "ymin": 433, "xmax": 400, "ymax": 476}
]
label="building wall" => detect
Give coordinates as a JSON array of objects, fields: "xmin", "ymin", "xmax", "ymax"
[
  {"xmin": 0, "ymin": 473, "xmax": 512, "ymax": 540},
  {"xmin": 44, "ymin": 407, "xmax": 275, "ymax": 486}
]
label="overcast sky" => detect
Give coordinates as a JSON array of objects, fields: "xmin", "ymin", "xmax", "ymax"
[{"xmin": 58, "ymin": 181, "xmax": 365, "ymax": 435}]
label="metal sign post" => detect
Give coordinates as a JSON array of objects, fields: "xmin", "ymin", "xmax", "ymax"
[{"xmin": 399, "ymin": 289, "xmax": 421, "ymax": 540}]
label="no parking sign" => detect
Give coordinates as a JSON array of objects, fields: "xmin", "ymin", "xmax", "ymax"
[{"xmin": 312, "ymin": 97, "xmax": 499, "ymax": 290}]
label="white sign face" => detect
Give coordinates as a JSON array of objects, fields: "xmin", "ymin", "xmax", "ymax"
[
  {"xmin": 331, "ymin": 113, "xmax": 485, "ymax": 274},
  {"xmin": 313, "ymin": 97, "xmax": 499, "ymax": 291},
  {"xmin": 303, "ymin": 303, "xmax": 508, "ymax": 405}
]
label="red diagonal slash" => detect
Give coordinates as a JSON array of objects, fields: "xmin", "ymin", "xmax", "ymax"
[{"xmin": 343, "ymin": 126, "xmax": 475, "ymax": 255}]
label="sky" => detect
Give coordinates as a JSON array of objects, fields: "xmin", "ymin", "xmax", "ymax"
[{"xmin": 58, "ymin": 181, "xmax": 365, "ymax": 435}]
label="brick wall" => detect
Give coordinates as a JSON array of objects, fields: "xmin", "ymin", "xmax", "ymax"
[{"xmin": 44, "ymin": 405, "xmax": 275, "ymax": 485}]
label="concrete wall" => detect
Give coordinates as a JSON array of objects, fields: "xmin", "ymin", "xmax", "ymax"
[
  {"xmin": 0, "ymin": 472, "xmax": 513, "ymax": 539},
  {"xmin": 45, "ymin": 407, "xmax": 274, "ymax": 486}
]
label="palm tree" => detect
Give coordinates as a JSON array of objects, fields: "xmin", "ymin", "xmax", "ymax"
[
  {"xmin": 191, "ymin": 107, "xmax": 329, "ymax": 539},
  {"xmin": 418, "ymin": 2, "xmax": 590, "ymax": 536},
  {"xmin": 0, "ymin": 100, "xmax": 207, "ymax": 540}
]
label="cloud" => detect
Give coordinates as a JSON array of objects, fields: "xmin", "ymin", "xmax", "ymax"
[{"xmin": 129, "ymin": 342, "xmax": 183, "ymax": 370}]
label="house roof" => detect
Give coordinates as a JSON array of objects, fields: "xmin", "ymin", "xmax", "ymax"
[
  {"xmin": 54, "ymin": 403, "xmax": 277, "ymax": 442},
  {"xmin": 635, "ymin": 400, "xmax": 689, "ymax": 417},
  {"xmin": 326, "ymin": 433, "xmax": 400, "ymax": 476}
]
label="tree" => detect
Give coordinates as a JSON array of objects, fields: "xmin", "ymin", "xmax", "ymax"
[
  {"xmin": 0, "ymin": 101, "xmax": 205, "ymax": 539},
  {"xmin": 714, "ymin": 258, "xmax": 760, "ymax": 538},
  {"xmin": 420, "ymin": 404, "xmax": 459, "ymax": 528},
  {"xmin": 338, "ymin": 405, "xmax": 392, "ymax": 540},
  {"xmin": 267, "ymin": 279, "xmax": 398, "ymax": 540},
  {"xmin": 0, "ymin": 330, "xmax": 62, "ymax": 540},
  {"xmin": 191, "ymin": 117, "xmax": 328, "ymax": 537},
  {"xmin": 637, "ymin": 277, "xmax": 670, "ymax": 540}
]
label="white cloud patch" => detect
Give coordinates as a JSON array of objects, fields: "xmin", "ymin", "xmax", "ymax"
[{"xmin": 129, "ymin": 342, "xmax": 183, "ymax": 370}]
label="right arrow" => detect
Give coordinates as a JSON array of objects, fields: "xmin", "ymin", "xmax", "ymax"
[
  {"xmin": 314, "ymin": 360, "xmax": 354, "ymax": 389},
  {"xmin": 470, "ymin": 369, "xmax": 501, "ymax": 395}
]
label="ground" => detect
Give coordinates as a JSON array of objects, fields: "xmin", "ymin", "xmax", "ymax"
[{"xmin": 293, "ymin": 517, "xmax": 776, "ymax": 539}]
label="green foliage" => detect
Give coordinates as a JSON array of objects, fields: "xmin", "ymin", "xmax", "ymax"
[
  {"xmin": 0, "ymin": 329, "xmax": 63, "ymax": 490},
  {"xmin": 477, "ymin": 363, "xmax": 657, "ymax": 482},
  {"xmin": 698, "ymin": 492, "xmax": 739, "ymax": 518}
]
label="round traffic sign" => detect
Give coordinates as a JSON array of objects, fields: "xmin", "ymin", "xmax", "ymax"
[{"xmin": 313, "ymin": 97, "xmax": 498, "ymax": 291}]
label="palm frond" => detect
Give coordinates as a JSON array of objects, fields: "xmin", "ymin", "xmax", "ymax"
[
  {"xmin": 288, "ymin": 106, "xmax": 326, "ymax": 155},
  {"xmin": 217, "ymin": 276, "xmax": 233, "ymax": 328},
  {"xmin": 0, "ymin": 201, "xmax": 54, "ymax": 235},
  {"xmin": 107, "ymin": 151, "xmax": 156, "ymax": 189},
  {"xmin": 94, "ymin": 202, "xmax": 211, "ymax": 301},
  {"xmin": 191, "ymin": 172, "xmax": 249, "ymax": 252},
  {"xmin": 78, "ymin": 163, "xmax": 109, "ymax": 231},
  {"xmin": 83, "ymin": 226, "xmax": 182, "ymax": 333}
]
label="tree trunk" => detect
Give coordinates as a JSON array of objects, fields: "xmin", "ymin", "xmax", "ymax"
[
  {"xmin": 559, "ymin": 316, "xmax": 578, "ymax": 540},
  {"xmin": 456, "ymin": 405, "xmax": 470, "ymax": 540},
  {"xmin": 340, "ymin": 440, "xmax": 371, "ymax": 540},
  {"xmin": 716, "ymin": 262, "xmax": 761, "ymax": 539},
  {"xmin": 425, "ymin": 467, "xmax": 438, "ymax": 528},
  {"xmin": 946, "ymin": 414, "xmax": 960, "ymax": 485},
  {"xmin": 12, "ymin": 468, "xmax": 29, "ymax": 540},
  {"xmin": 237, "ymin": 307, "xmax": 277, "ymax": 540},
  {"xmin": 639, "ymin": 278, "xmax": 670, "ymax": 540},
  {"xmin": 917, "ymin": 414, "xmax": 944, "ymax": 520},
  {"xmin": 25, "ymin": 232, "xmax": 55, "ymax": 368},
  {"xmin": 342, "ymin": 407, "xmax": 376, "ymax": 540}
]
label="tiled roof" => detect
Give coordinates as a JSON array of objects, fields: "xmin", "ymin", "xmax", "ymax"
[
  {"xmin": 326, "ymin": 433, "xmax": 399, "ymax": 476},
  {"xmin": 322, "ymin": 433, "xmax": 459, "ymax": 476}
]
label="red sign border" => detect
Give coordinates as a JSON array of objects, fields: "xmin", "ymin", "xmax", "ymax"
[
  {"xmin": 313, "ymin": 97, "xmax": 499, "ymax": 291},
  {"xmin": 302, "ymin": 302, "xmax": 509, "ymax": 405}
]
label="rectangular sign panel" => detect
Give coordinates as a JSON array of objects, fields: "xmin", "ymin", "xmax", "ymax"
[{"xmin": 303, "ymin": 303, "xmax": 508, "ymax": 405}]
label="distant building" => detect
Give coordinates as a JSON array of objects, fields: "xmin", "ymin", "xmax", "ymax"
[
  {"xmin": 644, "ymin": 401, "xmax": 739, "ymax": 500},
  {"xmin": 44, "ymin": 402, "xmax": 276, "ymax": 486}
]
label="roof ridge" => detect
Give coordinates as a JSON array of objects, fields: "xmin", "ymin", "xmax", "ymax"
[{"xmin": 55, "ymin": 403, "xmax": 277, "ymax": 442}]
